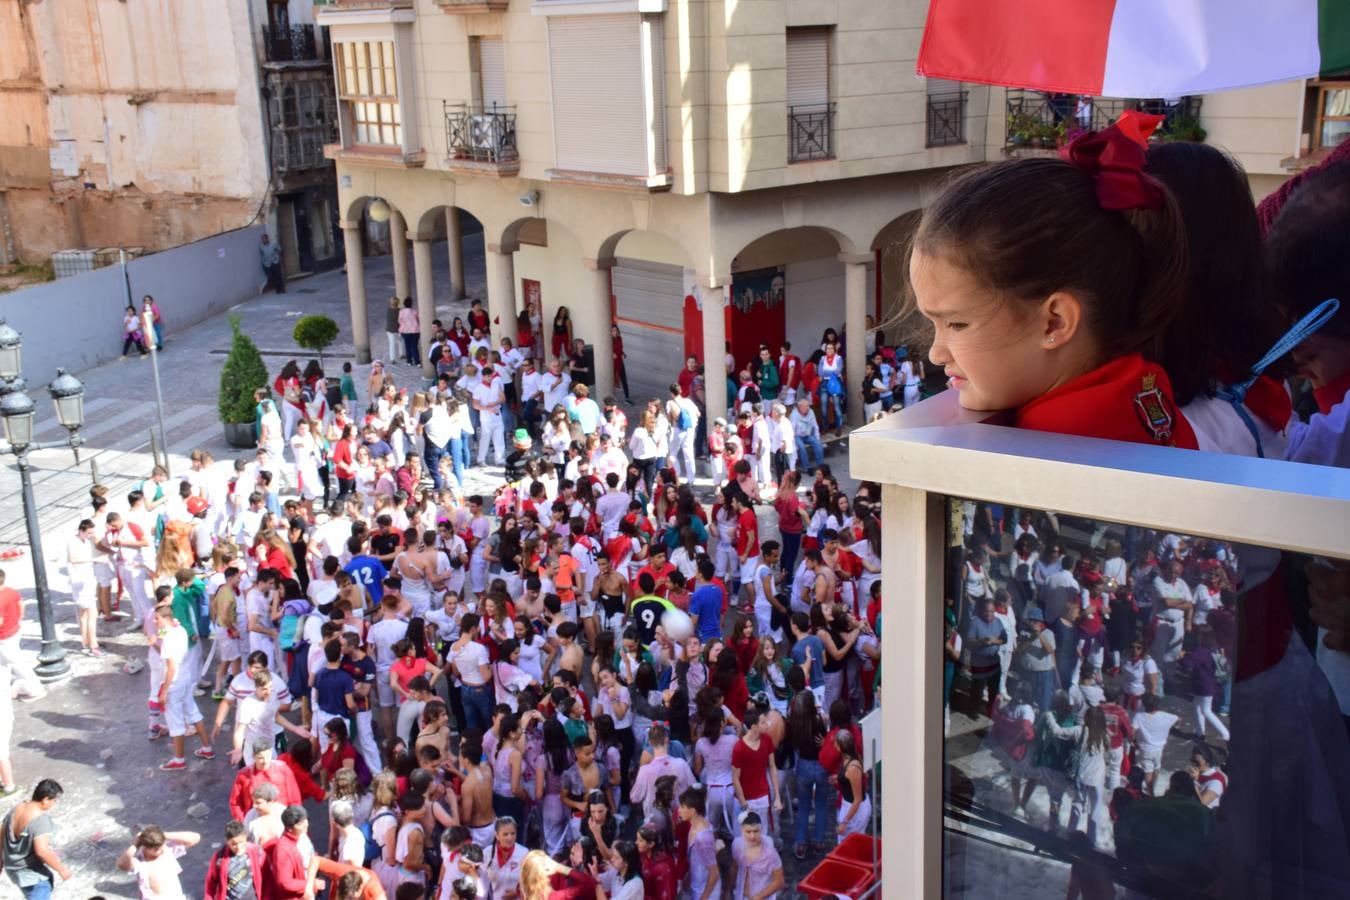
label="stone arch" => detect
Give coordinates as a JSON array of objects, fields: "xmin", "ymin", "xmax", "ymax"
[{"xmin": 871, "ymin": 210, "xmax": 924, "ymax": 349}]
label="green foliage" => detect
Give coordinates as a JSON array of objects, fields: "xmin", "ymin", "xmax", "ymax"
[
  {"xmin": 293, "ymin": 315, "xmax": 340, "ymax": 360},
  {"xmin": 218, "ymin": 315, "xmax": 269, "ymax": 424},
  {"xmin": 1159, "ymin": 116, "xmax": 1207, "ymax": 143}
]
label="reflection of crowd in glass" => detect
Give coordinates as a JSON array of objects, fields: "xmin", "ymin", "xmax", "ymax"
[{"xmin": 946, "ymin": 504, "xmax": 1234, "ymax": 854}]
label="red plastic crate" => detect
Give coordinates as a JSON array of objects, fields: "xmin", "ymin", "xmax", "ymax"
[
  {"xmin": 798, "ymin": 858, "xmax": 876, "ymax": 899},
  {"xmin": 830, "ymin": 833, "xmax": 882, "ymax": 873}
]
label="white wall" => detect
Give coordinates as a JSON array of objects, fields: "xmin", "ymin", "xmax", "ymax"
[{"xmin": 783, "ymin": 255, "xmax": 873, "ymax": 356}]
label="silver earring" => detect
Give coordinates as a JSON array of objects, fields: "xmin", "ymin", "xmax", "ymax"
[{"xmin": 1047, "ymin": 336, "xmax": 1056, "ymax": 345}]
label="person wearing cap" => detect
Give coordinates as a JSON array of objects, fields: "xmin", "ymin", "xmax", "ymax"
[
  {"xmin": 1015, "ymin": 606, "xmax": 1057, "ymax": 714},
  {"xmin": 505, "ymin": 428, "xmax": 539, "ymax": 482}
]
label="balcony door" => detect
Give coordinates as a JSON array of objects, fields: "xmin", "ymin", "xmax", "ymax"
[{"xmin": 475, "ymin": 37, "xmax": 506, "ymax": 111}]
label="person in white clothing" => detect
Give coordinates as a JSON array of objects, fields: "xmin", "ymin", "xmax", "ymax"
[
  {"xmin": 1130, "ymin": 693, "xmax": 1179, "ymax": 796},
  {"xmin": 154, "ymin": 604, "xmax": 214, "ymax": 771},
  {"xmin": 471, "ymin": 368, "xmax": 506, "ymax": 467},
  {"xmin": 67, "ymin": 519, "xmax": 102, "ymax": 656}
]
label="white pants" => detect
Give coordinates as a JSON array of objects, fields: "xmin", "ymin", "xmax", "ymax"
[
  {"xmin": 165, "ymin": 679, "xmax": 203, "ymax": 737},
  {"xmin": 1069, "ymin": 779, "xmax": 1107, "ymax": 849},
  {"xmin": 477, "ymin": 412, "xmax": 504, "ymax": 465},
  {"xmin": 754, "ymin": 448, "xmax": 771, "ymax": 485},
  {"xmin": 0, "ymin": 634, "xmax": 43, "ymax": 699},
  {"xmin": 1106, "ymin": 744, "xmax": 1124, "ymax": 791},
  {"xmin": 902, "ymin": 384, "xmax": 920, "ymax": 408},
  {"xmin": 673, "ymin": 430, "xmax": 696, "ymax": 483},
  {"xmin": 838, "ymin": 795, "xmax": 871, "ymax": 836},
  {"xmin": 119, "ymin": 565, "xmax": 154, "ymax": 626},
  {"xmin": 386, "ymin": 331, "xmax": 400, "ymax": 362},
  {"xmin": 354, "ymin": 709, "xmax": 382, "ymax": 775},
  {"xmin": 706, "ymin": 783, "xmax": 737, "ymax": 836},
  {"xmin": 281, "ymin": 403, "xmax": 302, "ymax": 442},
  {"xmin": 743, "ymin": 793, "xmax": 773, "ymax": 833},
  {"xmin": 780, "ymin": 387, "xmax": 796, "ymax": 406},
  {"xmin": 1195, "ymin": 695, "xmax": 1230, "ymax": 741}
]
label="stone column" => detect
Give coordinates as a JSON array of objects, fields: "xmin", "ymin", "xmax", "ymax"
[
  {"xmin": 445, "ymin": 207, "xmax": 465, "ymax": 300},
  {"xmin": 582, "ymin": 259, "xmax": 615, "ymax": 401},
  {"xmin": 390, "ymin": 210, "xmax": 410, "ymax": 301},
  {"xmin": 841, "ymin": 253, "xmax": 871, "ymax": 427},
  {"xmin": 700, "ymin": 278, "xmax": 728, "ymax": 424},
  {"xmin": 412, "ymin": 237, "xmax": 436, "ymax": 379},
  {"xmin": 342, "ymin": 222, "xmax": 370, "ymax": 364},
  {"xmin": 484, "ymin": 243, "xmax": 517, "ymax": 347}
]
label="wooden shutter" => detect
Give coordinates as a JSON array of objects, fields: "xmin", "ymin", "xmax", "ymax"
[
  {"xmin": 477, "ymin": 37, "xmax": 507, "ymax": 110},
  {"xmin": 786, "ymin": 27, "xmax": 829, "ymax": 109},
  {"xmin": 548, "ymin": 14, "xmax": 647, "ymax": 176}
]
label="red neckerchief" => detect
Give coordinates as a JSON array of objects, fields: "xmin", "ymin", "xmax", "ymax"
[
  {"xmin": 1015, "ymin": 354, "xmax": 1198, "ymax": 449},
  {"xmin": 1314, "ymin": 368, "xmax": 1350, "ymax": 415},
  {"xmin": 1213, "ymin": 361, "xmax": 1293, "ymax": 432}
]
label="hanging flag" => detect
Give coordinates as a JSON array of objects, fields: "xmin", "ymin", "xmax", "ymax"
[{"xmin": 917, "ymin": 0, "xmax": 1350, "ymax": 97}]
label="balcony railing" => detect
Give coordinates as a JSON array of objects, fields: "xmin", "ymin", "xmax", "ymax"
[
  {"xmin": 926, "ymin": 91, "xmax": 968, "ymax": 147},
  {"xmin": 1005, "ymin": 89, "xmax": 1204, "ymax": 148},
  {"xmin": 444, "ymin": 102, "xmax": 519, "ymax": 164},
  {"xmin": 271, "ymin": 124, "xmax": 339, "ymax": 172},
  {"xmin": 789, "ymin": 103, "xmax": 835, "ymax": 163},
  {"xmin": 261, "ymin": 23, "xmax": 320, "ymax": 63}
]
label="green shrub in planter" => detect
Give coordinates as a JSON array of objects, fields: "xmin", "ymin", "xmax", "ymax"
[
  {"xmin": 219, "ymin": 315, "xmax": 269, "ymax": 425},
  {"xmin": 293, "ymin": 314, "xmax": 340, "ymax": 364}
]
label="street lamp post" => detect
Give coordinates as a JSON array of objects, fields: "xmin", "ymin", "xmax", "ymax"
[{"xmin": 0, "ymin": 320, "xmax": 85, "ymax": 682}]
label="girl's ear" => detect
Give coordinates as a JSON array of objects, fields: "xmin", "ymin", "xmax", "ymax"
[{"xmin": 1040, "ymin": 291, "xmax": 1085, "ymax": 349}]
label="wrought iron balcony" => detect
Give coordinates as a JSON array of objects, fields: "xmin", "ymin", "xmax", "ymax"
[
  {"xmin": 444, "ymin": 102, "xmax": 519, "ymax": 174},
  {"xmin": 261, "ymin": 23, "xmax": 320, "ymax": 64},
  {"xmin": 1005, "ymin": 89, "xmax": 1204, "ymax": 148},
  {"xmin": 788, "ymin": 103, "xmax": 835, "ymax": 163},
  {"xmin": 926, "ymin": 91, "xmax": 968, "ymax": 147}
]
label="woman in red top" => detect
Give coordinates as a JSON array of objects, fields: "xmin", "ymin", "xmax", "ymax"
[
  {"xmin": 611, "ymin": 324, "xmax": 631, "ymax": 403},
  {"xmin": 519, "ymin": 849, "xmax": 603, "ymax": 900},
  {"xmin": 550, "ymin": 307, "xmax": 573, "ymax": 362},
  {"xmin": 712, "ymin": 648, "xmax": 749, "ymax": 721},
  {"xmin": 389, "ymin": 639, "xmax": 442, "ymax": 704},
  {"xmin": 771, "ymin": 470, "xmax": 808, "ymax": 577},
  {"xmin": 319, "ymin": 718, "xmax": 359, "ymax": 788},
  {"xmin": 258, "ymin": 530, "xmax": 296, "ymax": 581},
  {"xmin": 636, "ymin": 825, "xmax": 678, "ymax": 900},
  {"xmin": 728, "ymin": 613, "xmax": 759, "ymax": 675}
]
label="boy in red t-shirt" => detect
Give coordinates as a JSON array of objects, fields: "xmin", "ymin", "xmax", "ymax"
[
  {"xmin": 731, "ymin": 708, "xmax": 780, "ymax": 829},
  {"xmin": 732, "ymin": 492, "xmax": 759, "ymax": 601}
]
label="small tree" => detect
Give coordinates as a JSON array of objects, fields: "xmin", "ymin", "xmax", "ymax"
[
  {"xmin": 293, "ymin": 314, "xmax": 340, "ymax": 365},
  {"xmin": 218, "ymin": 315, "xmax": 270, "ymax": 424}
]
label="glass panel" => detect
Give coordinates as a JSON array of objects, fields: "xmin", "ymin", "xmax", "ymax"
[
  {"xmin": 1322, "ymin": 86, "xmax": 1350, "ymax": 118},
  {"xmin": 940, "ymin": 497, "xmax": 1350, "ymax": 898},
  {"xmin": 1321, "ymin": 120, "xmax": 1350, "ymax": 149},
  {"xmin": 355, "ymin": 42, "xmax": 369, "ymax": 96},
  {"xmin": 382, "ymin": 41, "xmax": 397, "ymax": 96}
]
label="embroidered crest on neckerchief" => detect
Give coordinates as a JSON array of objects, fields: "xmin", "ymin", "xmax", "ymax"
[{"xmin": 1134, "ymin": 373, "xmax": 1174, "ymax": 444}]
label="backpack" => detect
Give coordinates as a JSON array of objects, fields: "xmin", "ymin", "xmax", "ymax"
[
  {"xmin": 278, "ymin": 599, "xmax": 315, "ymax": 652},
  {"xmin": 677, "ymin": 401, "xmax": 693, "ymax": 431},
  {"xmin": 359, "ymin": 809, "xmax": 397, "ymax": 866},
  {"xmin": 1212, "ymin": 650, "xmax": 1230, "ymax": 686}
]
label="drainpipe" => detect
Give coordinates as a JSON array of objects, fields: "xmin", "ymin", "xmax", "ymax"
[{"xmin": 244, "ymin": 0, "xmax": 276, "ymax": 229}]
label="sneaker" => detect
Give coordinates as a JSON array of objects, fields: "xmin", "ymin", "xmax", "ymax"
[
  {"xmin": 0, "ymin": 785, "xmax": 18, "ymax": 799},
  {"xmin": 85, "ymin": 647, "xmax": 105, "ymax": 658},
  {"xmin": 159, "ymin": 759, "xmax": 187, "ymax": 771},
  {"xmin": 192, "ymin": 687, "xmax": 205, "ymax": 697},
  {"xmin": 211, "ymin": 690, "xmax": 227, "ymax": 701},
  {"xmin": 148, "ymin": 725, "xmax": 167, "ymax": 741},
  {"xmin": 193, "ymin": 747, "xmax": 216, "ymax": 761}
]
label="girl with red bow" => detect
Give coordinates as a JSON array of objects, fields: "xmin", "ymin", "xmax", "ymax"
[{"xmin": 910, "ymin": 111, "xmax": 1197, "ymax": 449}]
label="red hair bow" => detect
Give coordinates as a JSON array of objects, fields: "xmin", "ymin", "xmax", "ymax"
[{"xmin": 1059, "ymin": 110, "xmax": 1166, "ymax": 211}]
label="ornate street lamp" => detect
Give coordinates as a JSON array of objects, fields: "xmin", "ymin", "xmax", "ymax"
[{"xmin": 0, "ymin": 321, "xmax": 84, "ymax": 681}]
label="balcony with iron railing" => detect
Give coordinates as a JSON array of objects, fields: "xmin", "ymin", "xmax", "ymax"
[
  {"xmin": 261, "ymin": 23, "xmax": 321, "ymax": 64},
  {"xmin": 1004, "ymin": 89, "xmax": 1205, "ymax": 151},
  {"xmin": 443, "ymin": 102, "xmax": 519, "ymax": 176},
  {"xmin": 789, "ymin": 103, "xmax": 835, "ymax": 163},
  {"xmin": 926, "ymin": 91, "xmax": 968, "ymax": 148}
]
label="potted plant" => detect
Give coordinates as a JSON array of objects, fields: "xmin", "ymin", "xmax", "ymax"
[
  {"xmin": 218, "ymin": 315, "xmax": 269, "ymax": 448},
  {"xmin": 293, "ymin": 314, "xmax": 340, "ymax": 365}
]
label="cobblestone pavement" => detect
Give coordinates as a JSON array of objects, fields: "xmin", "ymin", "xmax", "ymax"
[{"xmin": 0, "ymin": 235, "xmax": 861, "ymax": 897}]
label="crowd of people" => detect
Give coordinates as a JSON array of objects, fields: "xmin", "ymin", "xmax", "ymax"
[
  {"xmin": 5, "ymin": 289, "xmax": 913, "ymax": 899},
  {"xmin": 6, "ymin": 101, "xmax": 1350, "ymax": 898}
]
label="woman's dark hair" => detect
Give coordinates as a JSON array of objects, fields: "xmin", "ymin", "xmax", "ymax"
[
  {"xmin": 325, "ymin": 718, "xmax": 349, "ymax": 745},
  {"xmin": 542, "ymin": 718, "xmax": 570, "ymax": 774},
  {"xmin": 593, "ymin": 714, "xmax": 617, "ymax": 747},
  {"xmin": 1144, "ymin": 141, "xmax": 1285, "ymax": 403},
  {"xmin": 1265, "ymin": 160, "xmax": 1350, "ymax": 341},
  {"xmin": 496, "ymin": 713, "xmax": 521, "ymax": 743},
  {"xmin": 593, "ymin": 631, "xmax": 616, "ymax": 671},
  {"xmin": 787, "ymin": 690, "xmax": 823, "ymax": 756},
  {"xmin": 498, "ymin": 638, "xmax": 521, "ymax": 663},
  {"xmin": 406, "ymin": 617, "xmax": 430, "ymax": 659},
  {"xmin": 633, "ymin": 661, "xmax": 658, "ymax": 694},
  {"xmin": 711, "ymin": 649, "xmax": 740, "ymax": 693},
  {"xmin": 701, "ymin": 708, "xmax": 725, "ymax": 743},
  {"xmin": 637, "ymin": 824, "xmax": 668, "ymax": 853},
  {"xmin": 611, "ymin": 840, "xmax": 643, "ymax": 881},
  {"xmin": 288, "ymin": 736, "xmax": 317, "ymax": 769},
  {"xmin": 829, "ymin": 698, "xmax": 853, "ymax": 730},
  {"xmin": 915, "ymin": 155, "xmax": 1188, "ymax": 365}
]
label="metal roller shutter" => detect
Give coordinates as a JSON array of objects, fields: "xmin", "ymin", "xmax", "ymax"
[
  {"xmin": 786, "ymin": 28, "xmax": 829, "ymax": 108},
  {"xmin": 548, "ymin": 14, "xmax": 648, "ymax": 176},
  {"xmin": 613, "ymin": 258, "xmax": 684, "ymax": 401},
  {"xmin": 478, "ymin": 37, "xmax": 507, "ymax": 109}
]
